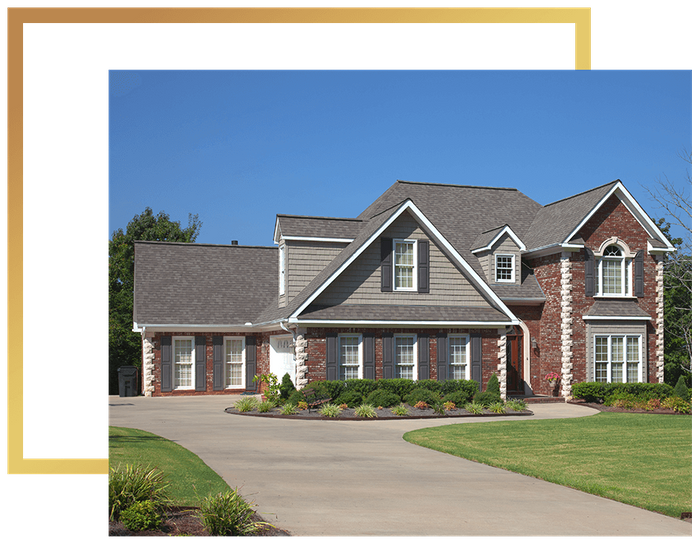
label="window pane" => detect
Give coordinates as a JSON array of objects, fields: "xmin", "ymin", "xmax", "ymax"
[
  {"xmin": 627, "ymin": 337, "xmax": 639, "ymax": 383},
  {"xmin": 174, "ymin": 339, "xmax": 193, "ymax": 388},
  {"xmin": 602, "ymin": 260, "xmax": 622, "ymax": 294},
  {"xmin": 396, "ymin": 336, "xmax": 414, "ymax": 379},
  {"xmin": 449, "ymin": 337, "xmax": 468, "ymax": 379},
  {"xmin": 496, "ymin": 255, "xmax": 513, "ymax": 281},
  {"xmin": 595, "ymin": 337, "xmax": 608, "ymax": 383},
  {"xmin": 340, "ymin": 336, "xmax": 360, "ymax": 380},
  {"xmin": 225, "ymin": 339, "xmax": 244, "ymax": 387},
  {"xmin": 394, "ymin": 242, "xmax": 414, "ymax": 289}
]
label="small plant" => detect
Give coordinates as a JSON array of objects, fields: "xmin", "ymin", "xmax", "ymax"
[
  {"xmin": 109, "ymin": 464, "xmax": 172, "ymax": 521},
  {"xmin": 319, "ymin": 403, "xmax": 342, "ymax": 417},
  {"xmin": 198, "ymin": 489, "xmax": 271, "ymax": 536},
  {"xmin": 661, "ymin": 395, "xmax": 692, "ymax": 414},
  {"xmin": 279, "ymin": 372, "xmax": 295, "ymax": 401},
  {"xmin": 234, "ymin": 397, "xmax": 259, "ymax": 413},
  {"xmin": 297, "ymin": 401, "xmax": 308, "ymax": 411},
  {"xmin": 645, "ymin": 398, "xmax": 661, "ymax": 411},
  {"xmin": 391, "ymin": 404, "xmax": 409, "ymax": 416},
  {"xmin": 465, "ymin": 402, "xmax": 485, "ymax": 414},
  {"xmin": 485, "ymin": 373, "xmax": 500, "ymax": 394},
  {"xmin": 119, "ymin": 500, "xmax": 162, "ymax": 532},
  {"xmin": 253, "ymin": 373, "xmax": 281, "ymax": 405},
  {"xmin": 443, "ymin": 401, "xmax": 456, "ymax": 411},
  {"xmin": 257, "ymin": 400, "xmax": 274, "ymax": 413},
  {"xmin": 280, "ymin": 403, "xmax": 298, "ymax": 415},
  {"xmin": 338, "ymin": 403, "xmax": 348, "ymax": 410},
  {"xmin": 431, "ymin": 402, "xmax": 446, "ymax": 415},
  {"xmin": 354, "ymin": 404, "xmax": 378, "ymax": 418},
  {"xmin": 488, "ymin": 402, "xmax": 506, "ymax": 414},
  {"xmin": 413, "ymin": 400, "xmax": 429, "ymax": 410},
  {"xmin": 505, "ymin": 398, "xmax": 528, "ymax": 412},
  {"xmin": 545, "ymin": 372, "xmax": 561, "ymax": 383}
]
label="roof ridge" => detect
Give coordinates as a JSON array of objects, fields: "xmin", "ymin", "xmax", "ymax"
[
  {"xmin": 366, "ymin": 199, "xmax": 408, "ymax": 220},
  {"xmin": 133, "ymin": 240, "xmax": 277, "ymax": 249},
  {"xmin": 396, "ymin": 179, "xmax": 518, "ymax": 191},
  {"xmin": 543, "ymin": 180, "xmax": 619, "ymax": 208},
  {"xmin": 276, "ymin": 214, "xmax": 362, "ymax": 222}
]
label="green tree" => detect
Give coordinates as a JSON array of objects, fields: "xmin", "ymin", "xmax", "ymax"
[{"xmin": 109, "ymin": 208, "xmax": 202, "ymax": 394}]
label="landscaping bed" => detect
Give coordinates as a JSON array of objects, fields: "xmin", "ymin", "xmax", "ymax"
[{"xmin": 569, "ymin": 399, "xmax": 689, "ymax": 415}]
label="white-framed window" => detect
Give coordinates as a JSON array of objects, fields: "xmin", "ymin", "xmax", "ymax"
[
  {"xmin": 449, "ymin": 335, "xmax": 470, "ymax": 380},
  {"xmin": 594, "ymin": 335, "xmax": 641, "ymax": 383},
  {"xmin": 279, "ymin": 245, "xmax": 286, "ymax": 296},
  {"xmin": 339, "ymin": 335, "xmax": 362, "ymax": 380},
  {"xmin": 225, "ymin": 337, "xmax": 245, "ymax": 388},
  {"xmin": 495, "ymin": 254, "xmax": 515, "ymax": 283},
  {"xmin": 395, "ymin": 334, "xmax": 417, "ymax": 380},
  {"xmin": 173, "ymin": 336, "xmax": 195, "ymax": 390},
  {"xmin": 393, "ymin": 239, "xmax": 417, "ymax": 291},
  {"xmin": 596, "ymin": 244, "xmax": 633, "ymax": 297}
]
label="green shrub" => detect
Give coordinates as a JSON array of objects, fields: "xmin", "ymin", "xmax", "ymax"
[
  {"xmin": 440, "ymin": 379, "xmax": 479, "ymax": 400},
  {"xmin": 473, "ymin": 391, "xmax": 501, "ymax": 406},
  {"xmin": 234, "ymin": 397, "xmax": 259, "ymax": 412},
  {"xmin": 442, "ymin": 390, "xmax": 470, "ymax": 408},
  {"xmin": 416, "ymin": 379, "xmax": 443, "ymax": 393},
  {"xmin": 674, "ymin": 376, "xmax": 691, "ymax": 402},
  {"xmin": 661, "ymin": 395, "xmax": 692, "ymax": 414},
  {"xmin": 322, "ymin": 380, "xmax": 347, "ymax": 401},
  {"xmin": 119, "ymin": 500, "xmax": 162, "ymax": 532},
  {"xmin": 376, "ymin": 378, "xmax": 416, "ymax": 401},
  {"xmin": 405, "ymin": 388, "xmax": 442, "ymax": 407},
  {"xmin": 319, "ymin": 403, "xmax": 343, "ymax": 417},
  {"xmin": 198, "ymin": 489, "xmax": 269, "ymax": 536},
  {"xmin": 302, "ymin": 381, "xmax": 331, "ymax": 401},
  {"xmin": 354, "ymin": 404, "xmax": 378, "ymax": 418},
  {"xmin": 391, "ymin": 404, "xmax": 409, "ymax": 416},
  {"xmin": 279, "ymin": 373, "xmax": 295, "ymax": 401},
  {"xmin": 571, "ymin": 382, "xmax": 674, "ymax": 404},
  {"xmin": 505, "ymin": 398, "xmax": 528, "ymax": 412},
  {"xmin": 280, "ymin": 403, "xmax": 298, "ymax": 415},
  {"xmin": 344, "ymin": 379, "xmax": 380, "ymax": 398},
  {"xmin": 109, "ymin": 464, "xmax": 172, "ymax": 521},
  {"xmin": 570, "ymin": 382, "xmax": 606, "ymax": 402},
  {"xmin": 335, "ymin": 390, "xmax": 364, "ymax": 408},
  {"xmin": 465, "ymin": 402, "xmax": 485, "ymax": 414},
  {"xmin": 287, "ymin": 389, "xmax": 306, "ymax": 407},
  {"xmin": 257, "ymin": 400, "xmax": 274, "ymax": 413},
  {"xmin": 488, "ymin": 402, "xmax": 506, "ymax": 414},
  {"xmin": 365, "ymin": 389, "xmax": 402, "ymax": 408},
  {"xmin": 485, "ymin": 373, "xmax": 500, "ymax": 394}
]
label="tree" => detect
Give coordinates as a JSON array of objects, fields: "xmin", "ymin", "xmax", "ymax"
[
  {"xmin": 109, "ymin": 208, "xmax": 202, "ymax": 394},
  {"xmin": 644, "ymin": 149, "xmax": 692, "ymax": 386}
]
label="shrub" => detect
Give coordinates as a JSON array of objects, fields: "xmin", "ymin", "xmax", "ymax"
[
  {"xmin": 119, "ymin": 500, "xmax": 162, "ymax": 532},
  {"xmin": 297, "ymin": 401, "xmax": 308, "ymax": 411},
  {"xmin": 257, "ymin": 400, "xmax": 274, "ymax": 413},
  {"xmin": 366, "ymin": 389, "xmax": 402, "ymax": 408},
  {"xmin": 442, "ymin": 391, "xmax": 470, "ymax": 408},
  {"xmin": 354, "ymin": 404, "xmax": 378, "ymax": 418},
  {"xmin": 443, "ymin": 401, "xmax": 456, "ymax": 411},
  {"xmin": 413, "ymin": 400, "xmax": 429, "ymax": 410},
  {"xmin": 661, "ymin": 395, "xmax": 692, "ymax": 414},
  {"xmin": 279, "ymin": 373, "xmax": 295, "ymax": 401},
  {"xmin": 335, "ymin": 390, "xmax": 364, "ymax": 408},
  {"xmin": 570, "ymin": 382, "xmax": 606, "ymax": 402},
  {"xmin": 465, "ymin": 402, "xmax": 485, "ymax": 414},
  {"xmin": 485, "ymin": 373, "xmax": 500, "ymax": 394},
  {"xmin": 674, "ymin": 376, "xmax": 691, "ymax": 402},
  {"xmin": 376, "ymin": 378, "xmax": 416, "ymax": 401},
  {"xmin": 302, "ymin": 382, "xmax": 331, "ymax": 401},
  {"xmin": 440, "ymin": 379, "xmax": 479, "ymax": 400},
  {"xmin": 405, "ymin": 388, "xmax": 442, "ymax": 408},
  {"xmin": 344, "ymin": 379, "xmax": 380, "ymax": 398},
  {"xmin": 416, "ymin": 379, "xmax": 443, "ymax": 393},
  {"xmin": 322, "ymin": 380, "xmax": 347, "ymax": 401},
  {"xmin": 391, "ymin": 404, "xmax": 409, "ymax": 416},
  {"xmin": 645, "ymin": 398, "xmax": 661, "ymax": 411},
  {"xmin": 253, "ymin": 373, "xmax": 281, "ymax": 406},
  {"xmin": 488, "ymin": 402, "xmax": 506, "ymax": 414},
  {"xmin": 319, "ymin": 403, "xmax": 342, "ymax": 417},
  {"xmin": 280, "ymin": 403, "xmax": 298, "ymax": 415},
  {"xmin": 287, "ymin": 389, "xmax": 306, "ymax": 407},
  {"xmin": 234, "ymin": 397, "xmax": 259, "ymax": 412},
  {"xmin": 505, "ymin": 398, "xmax": 528, "ymax": 412},
  {"xmin": 109, "ymin": 464, "xmax": 171, "ymax": 521},
  {"xmin": 198, "ymin": 489, "xmax": 269, "ymax": 536},
  {"xmin": 571, "ymin": 382, "xmax": 674, "ymax": 404},
  {"xmin": 473, "ymin": 391, "xmax": 501, "ymax": 406},
  {"xmin": 432, "ymin": 402, "xmax": 446, "ymax": 415}
]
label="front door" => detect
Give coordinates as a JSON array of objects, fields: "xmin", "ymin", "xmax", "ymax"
[
  {"xmin": 269, "ymin": 335, "xmax": 295, "ymax": 387},
  {"xmin": 506, "ymin": 327, "xmax": 524, "ymax": 394}
]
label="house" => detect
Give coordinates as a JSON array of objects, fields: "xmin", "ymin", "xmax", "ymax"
[{"xmin": 132, "ymin": 179, "xmax": 674, "ymax": 398}]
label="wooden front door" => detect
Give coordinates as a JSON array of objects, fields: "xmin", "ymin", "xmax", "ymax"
[{"xmin": 506, "ymin": 327, "xmax": 525, "ymax": 394}]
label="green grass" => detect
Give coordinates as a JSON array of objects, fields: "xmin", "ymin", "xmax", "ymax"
[
  {"xmin": 404, "ymin": 412, "xmax": 691, "ymax": 518},
  {"xmin": 109, "ymin": 426, "xmax": 232, "ymax": 506}
]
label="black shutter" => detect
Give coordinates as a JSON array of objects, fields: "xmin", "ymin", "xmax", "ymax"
[
  {"xmin": 363, "ymin": 334, "xmax": 375, "ymax": 380},
  {"xmin": 437, "ymin": 333, "xmax": 448, "ymax": 381},
  {"xmin": 195, "ymin": 336, "xmax": 206, "ymax": 391},
  {"xmin": 326, "ymin": 333, "xmax": 338, "ymax": 381},
  {"xmin": 160, "ymin": 336, "xmax": 172, "ymax": 393},
  {"xmin": 634, "ymin": 251, "xmax": 644, "ymax": 297},
  {"xmin": 417, "ymin": 240, "xmax": 430, "ymax": 293},
  {"xmin": 380, "ymin": 238, "xmax": 393, "ymax": 292},
  {"xmin": 418, "ymin": 333, "xmax": 430, "ymax": 380},
  {"xmin": 584, "ymin": 248, "xmax": 596, "ymax": 297},
  {"xmin": 245, "ymin": 336, "xmax": 257, "ymax": 391},
  {"xmin": 382, "ymin": 333, "xmax": 394, "ymax": 379},
  {"xmin": 212, "ymin": 336, "xmax": 223, "ymax": 391},
  {"xmin": 471, "ymin": 333, "xmax": 482, "ymax": 390}
]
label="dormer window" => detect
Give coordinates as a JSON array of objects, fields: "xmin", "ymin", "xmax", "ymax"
[{"xmin": 495, "ymin": 254, "xmax": 515, "ymax": 283}]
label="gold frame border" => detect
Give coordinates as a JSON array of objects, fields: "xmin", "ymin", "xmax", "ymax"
[{"xmin": 7, "ymin": 7, "xmax": 592, "ymax": 475}]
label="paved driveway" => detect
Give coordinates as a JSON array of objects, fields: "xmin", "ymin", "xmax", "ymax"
[{"xmin": 109, "ymin": 395, "xmax": 691, "ymax": 536}]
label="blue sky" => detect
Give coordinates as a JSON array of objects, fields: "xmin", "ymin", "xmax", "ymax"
[{"xmin": 109, "ymin": 70, "xmax": 691, "ymax": 246}]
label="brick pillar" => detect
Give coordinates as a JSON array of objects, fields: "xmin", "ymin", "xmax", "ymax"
[{"xmin": 560, "ymin": 253, "xmax": 573, "ymax": 398}]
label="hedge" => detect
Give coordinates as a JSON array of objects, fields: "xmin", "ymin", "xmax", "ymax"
[{"xmin": 570, "ymin": 382, "xmax": 674, "ymax": 403}]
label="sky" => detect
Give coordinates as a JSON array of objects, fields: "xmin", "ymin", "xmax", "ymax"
[{"xmin": 110, "ymin": 70, "xmax": 691, "ymax": 247}]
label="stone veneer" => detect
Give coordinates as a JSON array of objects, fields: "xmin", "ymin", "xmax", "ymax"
[
  {"xmin": 295, "ymin": 334, "xmax": 309, "ymax": 388},
  {"xmin": 655, "ymin": 259, "xmax": 665, "ymax": 383},
  {"xmin": 497, "ymin": 334, "xmax": 507, "ymax": 399},
  {"xmin": 143, "ymin": 335, "xmax": 155, "ymax": 397},
  {"xmin": 560, "ymin": 253, "xmax": 573, "ymax": 398}
]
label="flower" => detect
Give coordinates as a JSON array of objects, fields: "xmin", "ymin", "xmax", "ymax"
[{"xmin": 545, "ymin": 372, "xmax": 561, "ymax": 383}]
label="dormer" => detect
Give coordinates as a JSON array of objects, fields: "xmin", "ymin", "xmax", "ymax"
[{"xmin": 471, "ymin": 225, "xmax": 527, "ymax": 285}]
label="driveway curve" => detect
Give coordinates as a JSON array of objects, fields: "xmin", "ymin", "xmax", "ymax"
[{"xmin": 109, "ymin": 395, "xmax": 691, "ymax": 536}]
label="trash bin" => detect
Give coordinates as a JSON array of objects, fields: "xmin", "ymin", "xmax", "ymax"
[{"xmin": 118, "ymin": 366, "xmax": 139, "ymax": 397}]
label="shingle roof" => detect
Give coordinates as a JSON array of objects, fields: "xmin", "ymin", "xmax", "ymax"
[
  {"xmin": 583, "ymin": 300, "xmax": 652, "ymax": 319},
  {"xmin": 133, "ymin": 241, "xmax": 277, "ymax": 325},
  {"xmin": 276, "ymin": 215, "xmax": 362, "ymax": 240},
  {"xmin": 298, "ymin": 304, "xmax": 509, "ymax": 322}
]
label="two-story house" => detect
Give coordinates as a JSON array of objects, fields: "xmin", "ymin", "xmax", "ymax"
[{"xmin": 132, "ymin": 179, "xmax": 674, "ymax": 398}]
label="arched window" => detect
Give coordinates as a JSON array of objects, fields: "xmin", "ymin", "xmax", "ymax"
[{"xmin": 596, "ymin": 243, "xmax": 633, "ymax": 296}]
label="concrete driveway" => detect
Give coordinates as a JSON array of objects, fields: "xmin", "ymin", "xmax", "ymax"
[{"xmin": 109, "ymin": 395, "xmax": 691, "ymax": 536}]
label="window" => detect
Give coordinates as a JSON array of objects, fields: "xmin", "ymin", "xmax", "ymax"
[
  {"xmin": 594, "ymin": 335, "xmax": 641, "ymax": 383},
  {"xmin": 394, "ymin": 239, "xmax": 416, "ymax": 291},
  {"xmin": 339, "ymin": 335, "xmax": 362, "ymax": 380},
  {"xmin": 173, "ymin": 337, "xmax": 195, "ymax": 389},
  {"xmin": 495, "ymin": 254, "xmax": 515, "ymax": 282},
  {"xmin": 395, "ymin": 335, "xmax": 416, "ymax": 380},
  {"xmin": 449, "ymin": 335, "xmax": 470, "ymax": 380},
  {"xmin": 225, "ymin": 337, "xmax": 245, "ymax": 388},
  {"xmin": 596, "ymin": 244, "xmax": 633, "ymax": 296}
]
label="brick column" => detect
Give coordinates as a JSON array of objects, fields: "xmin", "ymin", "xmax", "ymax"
[
  {"xmin": 295, "ymin": 334, "xmax": 309, "ymax": 389},
  {"xmin": 143, "ymin": 335, "xmax": 155, "ymax": 397},
  {"xmin": 560, "ymin": 253, "xmax": 573, "ymax": 398},
  {"xmin": 655, "ymin": 258, "xmax": 665, "ymax": 383}
]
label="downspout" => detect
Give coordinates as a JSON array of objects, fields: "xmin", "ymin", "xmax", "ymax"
[{"xmin": 280, "ymin": 321, "xmax": 302, "ymax": 389}]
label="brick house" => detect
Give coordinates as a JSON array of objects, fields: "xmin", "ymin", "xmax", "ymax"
[{"xmin": 133, "ymin": 179, "xmax": 674, "ymax": 398}]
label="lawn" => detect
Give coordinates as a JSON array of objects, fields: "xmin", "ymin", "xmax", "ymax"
[
  {"xmin": 109, "ymin": 426, "xmax": 232, "ymax": 505},
  {"xmin": 404, "ymin": 412, "xmax": 691, "ymax": 518}
]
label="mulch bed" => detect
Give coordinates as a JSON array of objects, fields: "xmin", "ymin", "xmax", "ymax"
[
  {"xmin": 109, "ymin": 507, "xmax": 291, "ymax": 536},
  {"xmin": 567, "ymin": 399, "xmax": 690, "ymax": 415},
  {"xmin": 225, "ymin": 405, "xmax": 533, "ymax": 419}
]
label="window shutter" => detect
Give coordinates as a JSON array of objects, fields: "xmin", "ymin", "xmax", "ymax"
[
  {"xmin": 417, "ymin": 240, "xmax": 430, "ymax": 293},
  {"xmin": 382, "ymin": 333, "xmax": 394, "ymax": 379},
  {"xmin": 634, "ymin": 252, "xmax": 644, "ymax": 297},
  {"xmin": 160, "ymin": 336, "xmax": 172, "ymax": 393},
  {"xmin": 584, "ymin": 248, "xmax": 596, "ymax": 297},
  {"xmin": 470, "ymin": 332, "xmax": 482, "ymax": 390},
  {"xmin": 418, "ymin": 334, "xmax": 430, "ymax": 380},
  {"xmin": 437, "ymin": 333, "xmax": 448, "ymax": 381},
  {"xmin": 363, "ymin": 334, "xmax": 375, "ymax": 380},
  {"xmin": 212, "ymin": 336, "xmax": 223, "ymax": 391},
  {"xmin": 245, "ymin": 336, "xmax": 257, "ymax": 391},
  {"xmin": 326, "ymin": 333, "xmax": 338, "ymax": 381},
  {"xmin": 195, "ymin": 336, "xmax": 207, "ymax": 391},
  {"xmin": 380, "ymin": 238, "xmax": 393, "ymax": 292}
]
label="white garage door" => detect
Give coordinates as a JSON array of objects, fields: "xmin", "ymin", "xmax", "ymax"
[{"xmin": 270, "ymin": 335, "xmax": 295, "ymax": 387}]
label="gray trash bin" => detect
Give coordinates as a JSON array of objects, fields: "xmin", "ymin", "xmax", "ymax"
[{"xmin": 118, "ymin": 366, "xmax": 139, "ymax": 397}]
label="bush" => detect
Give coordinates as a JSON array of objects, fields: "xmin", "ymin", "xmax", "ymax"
[
  {"xmin": 322, "ymin": 380, "xmax": 347, "ymax": 401},
  {"xmin": 442, "ymin": 391, "xmax": 470, "ymax": 408},
  {"xmin": 335, "ymin": 390, "xmax": 364, "ymax": 408},
  {"xmin": 280, "ymin": 403, "xmax": 298, "ymax": 415},
  {"xmin": 391, "ymin": 404, "xmax": 409, "ymax": 416},
  {"xmin": 354, "ymin": 404, "xmax": 378, "ymax": 418},
  {"xmin": 257, "ymin": 400, "xmax": 274, "ymax": 413},
  {"xmin": 319, "ymin": 403, "xmax": 343, "ymax": 417},
  {"xmin": 473, "ymin": 391, "xmax": 501, "ymax": 406},
  {"xmin": 416, "ymin": 379, "xmax": 443, "ymax": 393},
  {"xmin": 674, "ymin": 376, "xmax": 691, "ymax": 402},
  {"xmin": 119, "ymin": 500, "xmax": 162, "ymax": 532},
  {"xmin": 571, "ymin": 382, "xmax": 606, "ymax": 402},
  {"xmin": 443, "ymin": 401, "xmax": 456, "ymax": 411},
  {"xmin": 465, "ymin": 402, "xmax": 485, "ymax": 414},
  {"xmin": 279, "ymin": 373, "xmax": 295, "ymax": 401},
  {"xmin": 109, "ymin": 464, "xmax": 172, "ymax": 521},
  {"xmin": 287, "ymin": 389, "xmax": 306, "ymax": 407},
  {"xmin": 376, "ymin": 378, "xmax": 416, "ymax": 401},
  {"xmin": 505, "ymin": 398, "xmax": 528, "ymax": 412},
  {"xmin": 440, "ymin": 379, "xmax": 479, "ymax": 400},
  {"xmin": 661, "ymin": 395, "xmax": 692, "ymax": 414},
  {"xmin": 365, "ymin": 389, "xmax": 402, "ymax": 408},
  {"xmin": 405, "ymin": 388, "xmax": 442, "ymax": 408},
  {"xmin": 487, "ymin": 402, "xmax": 506, "ymax": 414},
  {"xmin": 234, "ymin": 397, "xmax": 259, "ymax": 412},
  {"xmin": 198, "ymin": 489, "xmax": 269, "ymax": 536},
  {"xmin": 344, "ymin": 379, "xmax": 380, "ymax": 398},
  {"xmin": 485, "ymin": 373, "xmax": 500, "ymax": 394},
  {"xmin": 302, "ymin": 382, "xmax": 331, "ymax": 401},
  {"xmin": 571, "ymin": 382, "xmax": 674, "ymax": 404}
]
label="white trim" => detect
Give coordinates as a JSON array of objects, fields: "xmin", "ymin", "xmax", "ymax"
[
  {"xmin": 290, "ymin": 199, "xmax": 518, "ymax": 322},
  {"xmin": 495, "ymin": 253, "xmax": 516, "ymax": 283},
  {"xmin": 223, "ymin": 336, "xmax": 246, "ymax": 389},
  {"xmin": 280, "ymin": 235, "xmax": 355, "ymax": 243},
  {"xmin": 447, "ymin": 334, "xmax": 470, "ymax": 380},
  {"xmin": 471, "ymin": 225, "xmax": 527, "ymax": 253},
  {"xmin": 393, "ymin": 238, "xmax": 417, "ymax": 291},
  {"xmin": 593, "ymin": 334, "xmax": 643, "ymax": 383},
  {"xmin": 339, "ymin": 334, "xmax": 363, "ymax": 380},
  {"xmin": 583, "ymin": 315, "xmax": 652, "ymax": 321},
  {"xmin": 394, "ymin": 334, "xmax": 417, "ymax": 381},
  {"xmin": 172, "ymin": 336, "xmax": 195, "ymax": 390}
]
